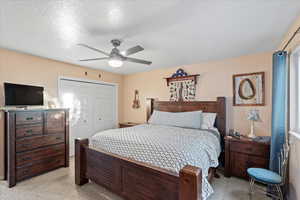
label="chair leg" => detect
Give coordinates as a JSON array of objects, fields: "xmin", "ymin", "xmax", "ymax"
[
  {"xmin": 275, "ymin": 185, "xmax": 283, "ymax": 200},
  {"xmin": 249, "ymin": 178, "xmax": 255, "ymax": 196}
]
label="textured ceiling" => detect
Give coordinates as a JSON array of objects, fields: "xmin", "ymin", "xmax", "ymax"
[{"xmin": 1, "ymin": 0, "xmax": 300, "ymax": 74}]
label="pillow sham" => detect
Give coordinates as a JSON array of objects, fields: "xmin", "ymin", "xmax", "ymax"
[
  {"xmin": 148, "ymin": 110, "xmax": 202, "ymax": 129},
  {"xmin": 201, "ymin": 112, "xmax": 217, "ymax": 129}
]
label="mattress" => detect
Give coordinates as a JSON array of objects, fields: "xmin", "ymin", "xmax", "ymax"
[{"xmin": 90, "ymin": 124, "xmax": 221, "ymax": 200}]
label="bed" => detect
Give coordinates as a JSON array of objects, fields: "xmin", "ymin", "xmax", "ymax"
[{"xmin": 75, "ymin": 97, "xmax": 226, "ymax": 200}]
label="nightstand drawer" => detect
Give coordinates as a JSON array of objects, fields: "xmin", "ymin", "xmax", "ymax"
[
  {"xmin": 230, "ymin": 141, "xmax": 269, "ymax": 157},
  {"xmin": 230, "ymin": 152, "xmax": 248, "ymax": 178},
  {"xmin": 230, "ymin": 152, "xmax": 268, "ymax": 178}
]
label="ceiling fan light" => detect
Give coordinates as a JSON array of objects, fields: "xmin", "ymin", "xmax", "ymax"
[{"xmin": 108, "ymin": 59, "xmax": 123, "ymax": 68}]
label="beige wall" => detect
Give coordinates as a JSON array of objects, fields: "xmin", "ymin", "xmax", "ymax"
[
  {"xmin": 279, "ymin": 15, "xmax": 300, "ymax": 200},
  {"xmin": 122, "ymin": 52, "xmax": 273, "ymax": 137},
  {"xmin": 0, "ymin": 48, "xmax": 124, "ymax": 179}
]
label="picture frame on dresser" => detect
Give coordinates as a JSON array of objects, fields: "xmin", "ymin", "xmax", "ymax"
[{"xmin": 4, "ymin": 109, "xmax": 69, "ymax": 187}]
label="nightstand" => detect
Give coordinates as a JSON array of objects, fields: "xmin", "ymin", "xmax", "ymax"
[
  {"xmin": 224, "ymin": 136, "xmax": 270, "ymax": 179},
  {"xmin": 119, "ymin": 122, "xmax": 141, "ymax": 128}
]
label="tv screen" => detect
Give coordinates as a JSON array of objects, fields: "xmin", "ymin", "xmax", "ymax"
[{"xmin": 4, "ymin": 83, "xmax": 44, "ymax": 106}]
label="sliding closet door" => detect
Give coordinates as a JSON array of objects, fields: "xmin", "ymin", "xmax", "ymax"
[{"xmin": 59, "ymin": 79, "xmax": 117, "ymax": 156}]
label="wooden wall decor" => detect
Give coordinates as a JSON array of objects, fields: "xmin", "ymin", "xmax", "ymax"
[
  {"xmin": 165, "ymin": 69, "xmax": 199, "ymax": 102},
  {"xmin": 233, "ymin": 72, "xmax": 265, "ymax": 106}
]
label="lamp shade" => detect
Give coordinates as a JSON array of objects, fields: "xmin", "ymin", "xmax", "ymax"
[{"xmin": 247, "ymin": 109, "xmax": 261, "ymax": 121}]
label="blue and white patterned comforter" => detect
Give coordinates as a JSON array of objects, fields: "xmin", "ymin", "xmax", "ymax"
[{"xmin": 90, "ymin": 124, "xmax": 221, "ymax": 200}]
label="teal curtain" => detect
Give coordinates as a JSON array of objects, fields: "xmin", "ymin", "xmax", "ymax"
[{"xmin": 269, "ymin": 51, "xmax": 287, "ymax": 173}]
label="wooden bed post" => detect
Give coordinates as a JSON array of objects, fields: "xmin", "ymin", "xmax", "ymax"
[
  {"xmin": 146, "ymin": 98, "xmax": 156, "ymax": 121},
  {"xmin": 75, "ymin": 138, "xmax": 89, "ymax": 185},
  {"xmin": 216, "ymin": 97, "xmax": 226, "ymax": 136},
  {"xmin": 179, "ymin": 165, "xmax": 202, "ymax": 200}
]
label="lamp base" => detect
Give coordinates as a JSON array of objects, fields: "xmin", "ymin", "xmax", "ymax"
[
  {"xmin": 248, "ymin": 121, "xmax": 256, "ymax": 138},
  {"xmin": 248, "ymin": 132, "xmax": 256, "ymax": 138}
]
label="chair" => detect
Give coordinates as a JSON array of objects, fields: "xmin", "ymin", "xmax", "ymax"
[{"xmin": 247, "ymin": 144, "xmax": 289, "ymax": 200}]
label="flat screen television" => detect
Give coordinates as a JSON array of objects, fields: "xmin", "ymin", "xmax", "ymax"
[{"xmin": 4, "ymin": 83, "xmax": 44, "ymax": 106}]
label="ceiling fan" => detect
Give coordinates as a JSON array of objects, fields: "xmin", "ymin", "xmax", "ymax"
[{"xmin": 78, "ymin": 39, "xmax": 152, "ymax": 68}]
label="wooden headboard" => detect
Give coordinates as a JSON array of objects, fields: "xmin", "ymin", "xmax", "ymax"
[{"xmin": 146, "ymin": 97, "xmax": 227, "ymax": 138}]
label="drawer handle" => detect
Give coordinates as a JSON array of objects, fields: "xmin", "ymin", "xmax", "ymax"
[
  {"xmin": 22, "ymin": 170, "xmax": 29, "ymax": 175},
  {"xmin": 56, "ymin": 137, "xmax": 63, "ymax": 140},
  {"xmin": 246, "ymin": 160, "xmax": 254, "ymax": 166},
  {"xmin": 21, "ymin": 144, "xmax": 31, "ymax": 148},
  {"xmin": 43, "ymin": 159, "xmax": 61, "ymax": 165},
  {"xmin": 245, "ymin": 147, "xmax": 252, "ymax": 152},
  {"xmin": 25, "ymin": 129, "xmax": 33, "ymax": 134},
  {"xmin": 26, "ymin": 117, "xmax": 34, "ymax": 121},
  {"xmin": 21, "ymin": 157, "xmax": 31, "ymax": 161}
]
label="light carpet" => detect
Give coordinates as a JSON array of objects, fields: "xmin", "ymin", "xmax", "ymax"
[{"xmin": 0, "ymin": 158, "xmax": 271, "ymax": 200}]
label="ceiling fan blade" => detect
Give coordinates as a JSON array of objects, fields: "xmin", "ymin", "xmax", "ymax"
[
  {"xmin": 79, "ymin": 57, "xmax": 109, "ymax": 61},
  {"xmin": 124, "ymin": 45, "xmax": 144, "ymax": 56},
  {"xmin": 125, "ymin": 57, "xmax": 152, "ymax": 65},
  {"xmin": 78, "ymin": 44, "xmax": 110, "ymax": 56}
]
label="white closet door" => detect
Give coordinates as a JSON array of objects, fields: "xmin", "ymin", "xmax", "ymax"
[
  {"xmin": 93, "ymin": 84, "xmax": 116, "ymax": 133},
  {"xmin": 59, "ymin": 79, "xmax": 117, "ymax": 156}
]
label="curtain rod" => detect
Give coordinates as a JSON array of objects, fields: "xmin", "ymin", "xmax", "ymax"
[{"xmin": 282, "ymin": 27, "xmax": 300, "ymax": 51}]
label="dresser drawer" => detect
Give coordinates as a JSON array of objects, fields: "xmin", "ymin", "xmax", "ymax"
[
  {"xmin": 16, "ymin": 143, "xmax": 65, "ymax": 166},
  {"xmin": 45, "ymin": 111, "xmax": 65, "ymax": 134},
  {"xmin": 16, "ymin": 112, "xmax": 43, "ymax": 125},
  {"xmin": 16, "ymin": 155, "xmax": 65, "ymax": 181},
  {"xmin": 230, "ymin": 141, "xmax": 269, "ymax": 157},
  {"xmin": 16, "ymin": 133, "xmax": 65, "ymax": 152},
  {"xmin": 16, "ymin": 124, "xmax": 43, "ymax": 138}
]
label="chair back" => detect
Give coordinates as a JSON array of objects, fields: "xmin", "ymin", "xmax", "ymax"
[{"xmin": 278, "ymin": 143, "xmax": 289, "ymax": 185}]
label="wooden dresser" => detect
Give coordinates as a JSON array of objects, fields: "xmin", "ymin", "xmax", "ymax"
[
  {"xmin": 5, "ymin": 109, "xmax": 69, "ymax": 187},
  {"xmin": 224, "ymin": 136, "xmax": 270, "ymax": 179}
]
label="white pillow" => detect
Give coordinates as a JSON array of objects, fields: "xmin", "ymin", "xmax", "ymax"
[
  {"xmin": 148, "ymin": 110, "xmax": 202, "ymax": 129},
  {"xmin": 201, "ymin": 112, "xmax": 217, "ymax": 129}
]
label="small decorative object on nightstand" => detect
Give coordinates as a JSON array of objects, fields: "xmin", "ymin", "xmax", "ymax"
[
  {"xmin": 224, "ymin": 136, "xmax": 270, "ymax": 179},
  {"xmin": 119, "ymin": 122, "xmax": 141, "ymax": 128},
  {"xmin": 247, "ymin": 109, "xmax": 261, "ymax": 138}
]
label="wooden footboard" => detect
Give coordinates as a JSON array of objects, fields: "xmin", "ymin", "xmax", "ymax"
[{"xmin": 75, "ymin": 138, "xmax": 202, "ymax": 200}]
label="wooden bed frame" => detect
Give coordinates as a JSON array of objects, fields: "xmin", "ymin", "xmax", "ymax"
[{"xmin": 75, "ymin": 97, "xmax": 226, "ymax": 200}]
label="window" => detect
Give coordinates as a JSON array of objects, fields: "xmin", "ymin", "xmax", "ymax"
[{"xmin": 290, "ymin": 47, "xmax": 300, "ymax": 139}]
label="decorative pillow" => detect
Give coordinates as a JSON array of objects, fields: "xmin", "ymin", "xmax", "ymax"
[
  {"xmin": 201, "ymin": 113, "xmax": 217, "ymax": 129},
  {"xmin": 148, "ymin": 110, "xmax": 202, "ymax": 129}
]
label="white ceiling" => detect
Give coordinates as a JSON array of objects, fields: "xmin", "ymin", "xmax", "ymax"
[{"xmin": 1, "ymin": 0, "xmax": 300, "ymax": 74}]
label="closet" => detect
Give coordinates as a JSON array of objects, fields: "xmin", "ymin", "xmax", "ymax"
[{"xmin": 59, "ymin": 78, "xmax": 117, "ymax": 156}]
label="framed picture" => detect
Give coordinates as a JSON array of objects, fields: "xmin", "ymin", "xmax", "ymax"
[{"xmin": 233, "ymin": 72, "xmax": 265, "ymax": 106}]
